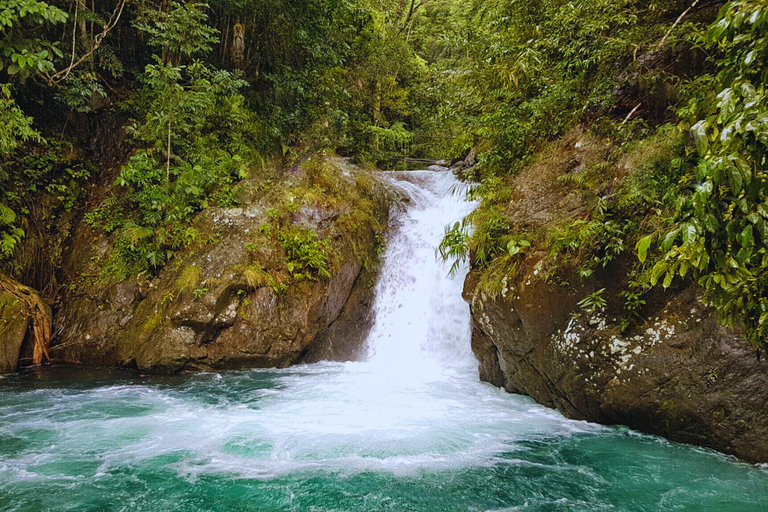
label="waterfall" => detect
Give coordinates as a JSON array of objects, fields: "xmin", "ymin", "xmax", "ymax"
[{"xmin": 364, "ymin": 170, "xmax": 476, "ymax": 379}]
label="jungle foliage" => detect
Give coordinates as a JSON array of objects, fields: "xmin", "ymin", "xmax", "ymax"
[
  {"xmin": 434, "ymin": 0, "xmax": 768, "ymax": 349},
  {"xmin": 435, "ymin": 0, "xmax": 714, "ymax": 275},
  {"xmin": 0, "ymin": 0, "xmax": 432, "ymax": 281},
  {"xmin": 4, "ymin": 0, "xmax": 768, "ymax": 349},
  {"xmin": 648, "ymin": 0, "xmax": 768, "ymax": 348}
]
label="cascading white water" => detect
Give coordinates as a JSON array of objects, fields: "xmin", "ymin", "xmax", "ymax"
[
  {"xmin": 3, "ymin": 170, "xmax": 767, "ymax": 512},
  {"xmin": 365, "ymin": 170, "xmax": 476, "ymax": 378}
]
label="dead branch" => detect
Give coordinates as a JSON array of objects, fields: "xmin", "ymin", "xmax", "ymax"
[
  {"xmin": 660, "ymin": 0, "xmax": 701, "ymax": 47},
  {"xmin": 620, "ymin": 103, "xmax": 642, "ymax": 126}
]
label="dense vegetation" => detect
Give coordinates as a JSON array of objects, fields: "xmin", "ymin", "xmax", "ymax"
[
  {"xmin": 432, "ymin": 0, "xmax": 768, "ymax": 352},
  {"xmin": 0, "ymin": 0, "xmax": 431, "ymax": 289},
  {"xmin": 2, "ymin": 0, "xmax": 768, "ymax": 349}
]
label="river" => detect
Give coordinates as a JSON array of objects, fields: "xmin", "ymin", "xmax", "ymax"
[{"xmin": 1, "ymin": 171, "xmax": 767, "ymax": 511}]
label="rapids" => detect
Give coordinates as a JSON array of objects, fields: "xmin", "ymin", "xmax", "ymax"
[{"xmin": 1, "ymin": 171, "xmax": 767, "ymax": 511}]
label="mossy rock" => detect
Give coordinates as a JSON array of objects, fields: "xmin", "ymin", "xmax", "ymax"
[{"xmin": 0, "ymin": 291, "xmax": 29, "ymax": 374}]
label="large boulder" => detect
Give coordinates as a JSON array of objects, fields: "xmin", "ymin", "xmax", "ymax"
[
  {"xmin": 52, "ymin": 157, "xmax": 395, "ymax": 373},
  {"xmin": 466, "ymin": 253, "xmax": 768, "ymax": 463},
  {"xmin": 464, "ymin": 127, "xmax": 768, "ymax": 462}
]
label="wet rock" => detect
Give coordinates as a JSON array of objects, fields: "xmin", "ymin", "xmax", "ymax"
[
  {"xmin": 464, "ymin": 126, "xmax": 768, "ymax": 462},
  {"xmin": 0, "ymin": 292, "xmax": 29, "ymax": 374},
  {"xmin": 301, "ymin": 259, "xmax": 380, "ymax": 363},
  {"xmin": 466, "ymin": 266, "xmax": 768, "ymax": 463},
  {"xmin": 52, "ymin": 157, "xmax": 393, "ymax": 373},
  {"xmin": 465, "ymin": 147, "xmax": 477, "ymax": 168}
]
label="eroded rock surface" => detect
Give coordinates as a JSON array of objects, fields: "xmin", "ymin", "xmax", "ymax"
[
  {"xmin": 467, "ymin": 269, "xmax": 768, "ymax": 462},
  {"xmin": 52, "ymin": 158, "xmax": 394, "ymax": 373},
  {"xmin": 465, "ymin": 130, "xmax": 768, "ymax": 462}
]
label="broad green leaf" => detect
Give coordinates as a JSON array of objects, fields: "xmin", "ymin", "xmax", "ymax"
[
  {"xmin": 663, "ymin": 271, "xmax": 674, "ymax": 289},
  {"xmin": 691, "ymin": 121, "xmax": 709, "ymax": 156},
  {"xmin": 742, "ymin": 224, "xmax": 754, "ymax": 247},
  {"xmin": 704, "ymin": 213, "xmax": 719, "ymax": 233},
  {"xmin": 661, "ymin": 228, "xmax": 680, "ymax": 252},
  {"xmin": 718, "ymin": 88, "xmax": 737, "ymax": 122},
  {"xmin": 650, "ymin": 261, "xmax": 669, "ymax": 286},
  {"xmin": 682, "ymin": 224, "xmax": 697, "ymax": 246},
  {"xmin": 737, "ymin": 246, "xmax": 753, "ymax": 264},
  {"xmin": 636, "ymin": 235, "xmax": 653, "ymax": 263},
  {"xmin": 728, "ymin": 164, "xmax": 743, "ymax": 193}
]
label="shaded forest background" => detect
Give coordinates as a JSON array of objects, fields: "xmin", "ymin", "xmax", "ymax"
[{"xmin": 4, "ymin": 0, "xmax": 768, "ymax": 349}]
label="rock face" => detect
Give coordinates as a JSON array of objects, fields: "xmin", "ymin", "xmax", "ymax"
[
  {"xmin": 465, "ymin": 128, "xmax": 768, "ymax": 463},
  {"xmin": 0, "ymin": 292, "xmax": 29, "ymax": 374},
  {"xmin": 52, "ymin": 158, "xmax": 394, "ymax": 373},
  {"xmin": 300, "ymin": 260, "xmax": 379, "ymax": 364},
  {"xmin": 467, "ymin": 268, "xmax": 768, "ymax": 462}
]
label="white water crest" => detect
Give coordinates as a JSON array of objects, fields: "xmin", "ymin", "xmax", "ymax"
[{"xmin": 365, "ymin": 170, "xmax": 476, "ymax": 377}]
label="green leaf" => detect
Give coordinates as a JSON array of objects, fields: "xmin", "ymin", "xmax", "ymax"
[
  {"xmin": 636, "ymin": 235, "xmax": 653, "ymax": 263},
  {"xmin": 663, "ymin": 271, "xmax": 674, "ymax": 289},
  {"xmin": 661, "ymin": 228, "xmax": 680, "ymax": 252},
  {"xmin": 682, "ymin": 224, "xmax": 698, "ymax": 246},
  {"xmin": 680, "ymin": 260, "xmax": 691, "ymax": 277},
  {"xmin": 691, "ymin": 121, "xmax": 709, "ymax": 156},
  {"xmin": 650, "ymin": 261, "xmax": 669, "ymax": 286},
  {"xmin": 742, "ymin": 224, "xmax": 754, "ymax": 247},
  {"xmin": 728, "ymin": 164, "xmax": 743, "ymax": 193},
  {"xmin": 736, "ymin": 246, "xmax": 753, "ymax": 264},
  {"xmin": 704, "ymin": 213, "xmax": 719, "ymax": 233}
]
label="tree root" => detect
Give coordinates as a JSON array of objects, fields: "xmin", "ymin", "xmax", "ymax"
[{"xmin": 0, "ymin": 274, "xmax": 51, "ymax": 366}]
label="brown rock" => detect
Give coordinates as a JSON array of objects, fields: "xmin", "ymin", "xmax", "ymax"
[
  {"xmin": 0, "ymin": 292, "xmax": 29, "ymax": 374},
  {"xmin": 52, "ymin": 157, "xmax": 393, "ymax": 373},
  {"xmin": 466, "ymin": 267, "xmax": 768, "ymax": 463}
]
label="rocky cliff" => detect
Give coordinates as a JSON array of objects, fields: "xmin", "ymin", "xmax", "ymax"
[
  {"xmin": 465, "ymin": 132, "xmax": 768, "ymax": 463},
  {"xmin": 466, "ymin": 267, "xmax": 768, "ymax": 463},
  {"xmin": 0, "ymin": 291, "xmax": 29, "ymax": 374},
  {"xmin": 0, "ymin": 156, "xmax": 395, "ymax": 374}
]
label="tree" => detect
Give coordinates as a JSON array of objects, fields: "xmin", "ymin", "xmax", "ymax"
[
  {"xmin": 111, "ymin": 0, "xmax": 260, "ymax": 271},
  {"xmin": 0, "ymin": 0, "xmax": 66, "ymax": 79}
]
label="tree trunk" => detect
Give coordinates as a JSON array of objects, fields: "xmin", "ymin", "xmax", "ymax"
[{"xmin": 373, "ymin": 80, "xmax": 382, "ymax": 127}]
